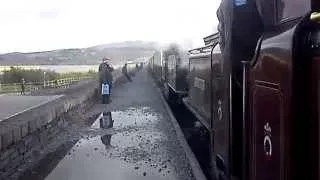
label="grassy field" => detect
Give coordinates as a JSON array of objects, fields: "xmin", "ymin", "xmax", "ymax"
[
  {"xmin": 0, "ymin": 65, "xmax": 99, "ymax": 73},
  {"xmin": 0, "ymin": 76, "xmax": 94, "ymax": 94},
  {"xmin": 0, "ymin": 65, "xmax": 98, "ymax": 93}
]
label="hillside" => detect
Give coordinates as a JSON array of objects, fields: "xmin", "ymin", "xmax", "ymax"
[{"xmin": 0, "ymin": 41, "xmax": 157, "ymax": 65}]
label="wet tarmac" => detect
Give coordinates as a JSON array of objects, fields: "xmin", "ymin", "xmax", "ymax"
[
  {"xmin": 0, "ymin": 95, "xmax": 63, "ymax": 121},
  {"xmin": 24, "ymin": 70, "xmax": 194, "ymax": 180}
]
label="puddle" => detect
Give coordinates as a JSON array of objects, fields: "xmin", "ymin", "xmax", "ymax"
[
  {"xmin": 91, "ymin": 107, "xmax": 158, "ymax": 129},
  {"xmin": 45, "ymin": 107, "xmax": 177, "ymax": 180},
  {"xmin": 46, "ymin": 135, "xmax": 175, "ymax": 180}
]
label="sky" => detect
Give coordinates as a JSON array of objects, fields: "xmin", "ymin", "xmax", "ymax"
[{"xmin": 0, "ymin": 0, "xmax": 220, "ymax": 53}]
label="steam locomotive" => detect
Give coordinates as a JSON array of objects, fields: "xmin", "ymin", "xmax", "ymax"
[{"xmin": 149, "ymin": 0, "xmax": 320, "ymax": 179}]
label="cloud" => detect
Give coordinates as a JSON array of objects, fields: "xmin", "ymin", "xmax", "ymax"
[
  {"xmin": 0, "ymin": 0, "xmax": 220, "ymax": 53},
  {"xmin": 38, "ymin": 9, "xmax": 62, "ymax": 19}
]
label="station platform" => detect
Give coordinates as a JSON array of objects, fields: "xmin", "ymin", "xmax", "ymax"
[{"xmin": 20, "ymin": 70, "xmax": 205, "ymax": 180}]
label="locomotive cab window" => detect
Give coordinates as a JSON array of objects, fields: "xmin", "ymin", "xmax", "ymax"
[{"xmin": 277, "ymin": 0, "xmax": 311, "ymax": 22}]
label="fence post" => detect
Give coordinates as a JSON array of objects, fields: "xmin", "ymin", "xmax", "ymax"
[{"xmin": 14, "ymin": 83, "xmax": 17, "ymax": 93}]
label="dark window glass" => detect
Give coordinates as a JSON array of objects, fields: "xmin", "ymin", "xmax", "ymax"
[{"xmin": 278, "ymin": 0, "xmax": 311, "ymax": 21}]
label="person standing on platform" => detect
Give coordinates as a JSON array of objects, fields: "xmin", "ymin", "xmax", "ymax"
[
  {"xmin": 122, "ymin": 63, "xmax": 132, "ymax": 82},
  {"xmin": 98, "ymin": 57, "xmax": 114, "ymax": 103},
  {"xmin": 20, "ymin": 78, "xmax": 26, "ymax": 95}
]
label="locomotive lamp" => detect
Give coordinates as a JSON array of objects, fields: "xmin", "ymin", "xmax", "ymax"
[{"xmin": 311, "ymin": 12, "xmax": 320, "ymax": 23}]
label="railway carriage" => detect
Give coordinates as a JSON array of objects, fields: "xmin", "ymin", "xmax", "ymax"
[{"xmin": 162, "ymin": 45, "xmax": 189, "ymax": 103}]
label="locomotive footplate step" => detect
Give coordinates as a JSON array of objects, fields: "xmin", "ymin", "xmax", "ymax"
[
  {"xmin": 182, "ymin": 97, "xmax": 210, "ymax": 131},
  {"xmin": 23, "ymin": 69, "xmax": 198, "ymax": 180}
]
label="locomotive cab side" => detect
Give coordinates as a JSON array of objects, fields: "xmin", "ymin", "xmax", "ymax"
[
  {"xmin": 186, "ymin": 0, "xmax": 318, "ymax": 180},
  {"xmin": 217, "ymin": 0, "xmax": 318, "ymax": 179}
]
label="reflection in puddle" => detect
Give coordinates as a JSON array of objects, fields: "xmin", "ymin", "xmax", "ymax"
[
  {"xmin": 91, "ymin": 107, "xmax": 159, "ymax": 131},
  {"xmin": 111, "ymin": 107, "xmax": 158, "ymax": 128},
  {"xmin": 45, "ymin": 107, "xmax": 176, "ymax": 180},
  {"xmin": 91, "ymin": 111, "xmax": 113, "ymax": 129},
  {"xmin": 101, "ymin": 134, "xmax": 111, "ymax": 147},
  {"xmin": 91, "ymin": 107, "xmax": 157, "ymax": 129}
]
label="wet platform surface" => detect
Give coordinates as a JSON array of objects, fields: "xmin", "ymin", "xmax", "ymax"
[
  {"xmin": 0, "ymin": 95, "xmax": 63, "ymax": 121},
  {"xmin": 35, "ymin": 70, "xmax": 194, "ymax": 180}
]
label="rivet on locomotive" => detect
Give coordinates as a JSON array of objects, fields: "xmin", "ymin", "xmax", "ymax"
[{"xmin": 149, "ymin": 0, "xmax": 319, "ymax": 180}]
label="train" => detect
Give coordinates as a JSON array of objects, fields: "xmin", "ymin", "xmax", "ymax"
[
  {"xmin": 148, "ymin": 44, "xmax": 189, "ymax": 103},
  {"xmin": 125, "ymin": 60, "xmax": 138, "ymax": 76},
  {"xmin": 122, "ymin": 60, "xmax": 145, "ymax": 77},
  {"xmin": 149, "ymin": 0, "xmax": 320, "ymax": 179}
]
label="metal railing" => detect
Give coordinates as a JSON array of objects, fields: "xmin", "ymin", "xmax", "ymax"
[
  {"xmin": 0, "ymin": 76, "xmax": 94, "ymax": 94},
  {"xmin": 188, "ymin": 42, "xmax": 219, "ymax": 55}
]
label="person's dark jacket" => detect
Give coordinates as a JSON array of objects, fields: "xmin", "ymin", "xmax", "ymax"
[
  {"xmin": 217, "ymin": 0, "xmax": 263, "ymax": 81},
  {"xmin": 216, "ymin": 0, "xmax": 263, "ymax": 177},
  {"xmin": 122, "ymin": 64, "xmax": 132, "ymax": 81},
  {"xmin": 99, "ymin": 62, "xmax": 114, "ymax": 84}
]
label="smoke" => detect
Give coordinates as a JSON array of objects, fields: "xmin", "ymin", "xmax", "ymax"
[
  {"xmin": 181, "ymin": 38, "xmax": 194, "ymax": 50},
  {"xmin": 157, "ymin": 38, "xmax": 201, "ymax": 51}
]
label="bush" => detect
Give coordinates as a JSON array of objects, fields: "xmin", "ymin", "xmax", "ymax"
[
  {"xmin": 1, "ymin": 67, "xmax": 97, "ymax": 84},
  {"xmin": 1, "ymin": 67, "xmax": 58, "ymax": 83},
  {"xmin": 57, "ymin": 70, "xmax": 97, "ymax": 79}
]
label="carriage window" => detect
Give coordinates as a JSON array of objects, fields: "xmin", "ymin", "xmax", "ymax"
[
  {"xmin": 168, "ymin": 55, "xmax": 176, "ymax": 70},
  {"xmin": 278, "ymin": 0, "xmax": 311, "ymax": 21}
]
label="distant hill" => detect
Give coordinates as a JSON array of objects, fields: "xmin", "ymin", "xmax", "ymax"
[
  {"xmin": 90, "ymin": 41, "xmax": 159, "ymax": 50},
  {"xmin": 0, "ymin": 41, "xmax": 157, "ymax": 65}
]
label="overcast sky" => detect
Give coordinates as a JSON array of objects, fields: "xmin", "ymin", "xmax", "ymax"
[{"xmin": 0, "ymin": 0, "xmax": 220, "ymax": 53}]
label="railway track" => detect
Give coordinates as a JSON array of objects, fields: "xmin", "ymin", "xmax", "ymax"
[{"xmin": 168, "ymin": 102, "xmax": 213, "ymax": 180}]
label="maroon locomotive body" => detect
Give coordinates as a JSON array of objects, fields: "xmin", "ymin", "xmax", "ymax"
[
  {"xmin": 149, "ymin": 0, "xmax": 320, "ymax": 179},
  {"xmin": 206, "ymin": 0, "xmax": 318, "ymax": 180},
  {"xmin": 188, "ymin": 0, "xmax": 320, "ymax": 180}
]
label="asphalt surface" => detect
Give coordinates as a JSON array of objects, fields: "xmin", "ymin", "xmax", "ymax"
[
  {"xmin": 0, "ymin": 94, "xmax": 63, "ymax": 121},
  {"xmin": 23, "ymin": 69, "xmax": 194, "ymax": 180}
]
